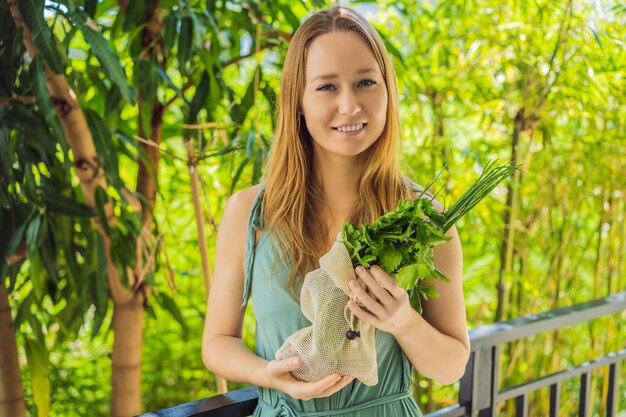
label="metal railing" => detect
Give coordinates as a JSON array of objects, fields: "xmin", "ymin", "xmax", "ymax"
[{"xmin": 138, "ymin": 292, "xmax": 626, "ymax": 417}]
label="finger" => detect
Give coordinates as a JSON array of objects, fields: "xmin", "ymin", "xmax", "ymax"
[
  {"xmin": 313, "ymin": 375, "xmax": 355, "ymax": 398},
  {"xmin": 356, "ymin": 266, "xmax": 394, "ymax": 304},
  {"xmin": 293, "ymin": 373, "xmax": 342, "ymax": 399},
  {"xmin": 369, "ymin": 265, "xmax": 406, "ymax": 299},
  {"xmin": 268, "ymin": 356, "xmax": 301, "ymax": 376},
  {"xmin": 348, "ymin": 278, "xmax": 385, "ymax": 316},
  {"xmin": 347, "ymin": 300, "xmax": 380, "ymax": 327}
]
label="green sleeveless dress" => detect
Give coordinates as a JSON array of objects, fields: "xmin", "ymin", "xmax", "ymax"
[{"xmin": 242, "ymin": 189, "xmax": 424, "ymax": 417}]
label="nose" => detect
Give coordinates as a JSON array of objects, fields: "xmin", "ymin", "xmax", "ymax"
[{"xmin": 338, "ymin": 90, "xmax": 361, "ymax": 116}]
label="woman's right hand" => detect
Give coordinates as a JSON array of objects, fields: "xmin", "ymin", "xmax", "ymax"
[{"xmin": 264, "ymin": 356, "xmax": 354, "ymax": 400}]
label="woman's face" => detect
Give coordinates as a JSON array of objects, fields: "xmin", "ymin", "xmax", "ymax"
[{"xmin": 301, "ymin": 31, "xmax": 388, "ymax": 160}]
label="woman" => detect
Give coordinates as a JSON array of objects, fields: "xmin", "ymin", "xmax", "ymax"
[{"xmin": 202, "ymin": 6, "xmax": 470, "ymax": 416}]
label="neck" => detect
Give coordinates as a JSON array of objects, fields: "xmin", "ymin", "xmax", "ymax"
[{"xmin": 312, "ymin": 152, "xmax": 364, "ymax": 216}]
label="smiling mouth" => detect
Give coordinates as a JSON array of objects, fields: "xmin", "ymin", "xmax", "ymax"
[{"xmin": 333, "ymin": 123, "xmax": 367, "ymax": 133}]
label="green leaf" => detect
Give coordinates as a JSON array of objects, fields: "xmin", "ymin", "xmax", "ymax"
[
  {"xmin": 155, "ymin": 292, "xmax": 188, "ymax": 335},
  {"xmin": 41, "ymin": 187, "xmax": 95, "ymax": 217},
  {"xmin": 25, "ymin": 214, "xmax": 42, "ymax": 257},
  {"xmin": 156, "ymin": 67, "xmax": 189, "ymax": 107},
  {"xmin": 23, "ymin": 337, "xmax": 50, "ymax": 417},
  {"xmin": 163, "ymin": 12, "xmax": 178, "ymax": 53},
  {"xmin": 94, "ymin": 186, "xmax": 111, "ymax": 235},
  {"xmin": 178, "ymin": 16, "xmax": 193, "ymax": 72},
  {"xmin": 231, "ymin": 66, "xmax": 259, "ymax": 125},
  {"xmin": 68, "ymin": 8, "xmax": 133, "ymax": 103},
  {"xmin": 30, "ymin": 253, "xmax": 48, "ymax": 301},
  {"xmin": 17, "ymin": 0, "xmax": 65, "ymax": 74},
  {"xmin": 230, "ymin": 156, "xmax": 249, "ymax": 194},
  {"xmin": 29, "ymin": 55, "xmax": 61, "ymax": 134},
  {"xmin": 84, "ymin": 108, "xmax": 121, "ymax": 188},
  {"xmin": 104, "ymin": 84, "xmax": 122, "ymax": 115},
  {"xmin": 396, "ymin": 263, "xmax": 419, "ymax": 290},
  {"xmin": 122, "ymin": 0, "xmax": 148, "ymax": 33},
  {"xmin": 280, "ymin": 4, "xmax": 301, "ymax": 31},
  {"xmin": 4, "ymin": 27, "xmax": 24, "ymax": 92},
  {"xmin": 0, "ymin": 129, "xmax": 13, "ymax": 192},
  {"xmin": 189, "ymin": 71, "xmax": 210, "ymax": 122}
]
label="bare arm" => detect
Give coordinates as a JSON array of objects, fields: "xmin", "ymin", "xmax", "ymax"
[
  {"xmin": 395, "ymin": 225, "xmax": 470, "ymax": 384},
  {"xmin": 202, "ymin": 186, "xmax": 354, "ymax": 398}
]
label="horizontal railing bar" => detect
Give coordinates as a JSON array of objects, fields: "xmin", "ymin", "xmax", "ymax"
[
  {"xmin": 469, "ymin": 292, "xmax": 626, "ymax": 348},
  {"xmin": 138, "ymin": 386, "xmax": 258, "ymax": 417},
  {"xmin": 496, "ymin": 348, "xmax": 626, "ymax": 402},
  {"xmin": 425, "ymin": 404, "xmax": 467, "ymax": 417}
]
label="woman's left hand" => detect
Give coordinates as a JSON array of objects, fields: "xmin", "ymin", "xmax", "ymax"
[{"xmin": 347, "ymin": 265, "xmax": 419, "ymax": 336}]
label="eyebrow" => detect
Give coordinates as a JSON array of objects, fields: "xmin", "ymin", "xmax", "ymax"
[{"xmin": 309, "ymin": 68, "xmax": 378, "ymax": 83}]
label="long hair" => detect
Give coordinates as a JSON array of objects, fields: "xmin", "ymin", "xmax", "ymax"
[{"xmin": 262, "ymin": 6, "xmax": 414, "ymax": 293}]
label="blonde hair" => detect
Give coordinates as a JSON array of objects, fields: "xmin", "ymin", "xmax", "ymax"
[{"xmin": 262, "ymin": 6, "xmax": 414, "ymax": 293}]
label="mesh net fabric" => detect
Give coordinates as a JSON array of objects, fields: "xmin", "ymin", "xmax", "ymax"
[{"xmin": 275, "ymin": 234, "xmax": 378, "ymax": 386}]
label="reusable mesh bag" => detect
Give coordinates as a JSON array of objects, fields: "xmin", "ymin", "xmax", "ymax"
[{"xmin": 275, "ymin": 233, "xmax": 378, "ymax": 386}]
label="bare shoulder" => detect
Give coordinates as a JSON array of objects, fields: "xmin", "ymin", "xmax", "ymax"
[
  {"xmin": 215, "ymin": 183, "xmax": 264, "ymax": 265},
  {"xmin": 223, "ymin": 183, "xmax": 263, "ymax": 221}
]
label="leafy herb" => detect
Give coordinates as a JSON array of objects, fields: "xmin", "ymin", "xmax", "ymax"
[{"xmin": 342, "ymin": 161, "xmax": 517, "ymax": 313}]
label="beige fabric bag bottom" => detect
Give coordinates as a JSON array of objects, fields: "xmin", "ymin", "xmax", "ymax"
[{"xmin": 275, "ymin": 235, "xmax": 378, "ymax": 386}]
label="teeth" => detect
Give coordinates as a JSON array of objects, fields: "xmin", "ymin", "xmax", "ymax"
[{"xmin": 336, "ymin": 123, "xmax": 364, "ymax": 133}]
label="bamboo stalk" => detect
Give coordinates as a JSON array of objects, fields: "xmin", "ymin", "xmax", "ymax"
[{"xmin": 185, "ymin": 138, "xmax": 228, "ymax": 394}]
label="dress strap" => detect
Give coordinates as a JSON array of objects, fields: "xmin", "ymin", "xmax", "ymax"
[{"xmin": 241, "ymin": 186, "xmax": 265, "ymax": 307}]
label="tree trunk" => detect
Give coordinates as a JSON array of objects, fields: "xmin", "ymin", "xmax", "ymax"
[
  {"xmin": 8, "ymin": 4, "xmax": 147, "ymax": 417},
  {"xmin": 495, "ymin": 109, "xmax": 523, "ymax": 322},
  {"xmin": 429, "ymin": 90, "xmax": 450, "ymax": 192},
  {"xmin": 111, "ymin": 297, "xmax": 145, "ymax": 417},
  {"xmin": 0, "ymin": 281, "xmax": 25, "ymax": 417},
  {"xmin": 185, "ymin": 138, "xmax": 228, "ymax": 393}
]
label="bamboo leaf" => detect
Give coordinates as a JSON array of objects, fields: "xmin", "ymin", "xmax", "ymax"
[
  {"xmin": 17, "ymin": 0, "xmax": 65, "ymax": 74},
  {"xmin": 30, "ymin": 252, "xmax": 47, "ymax": 301},
  {"xmin": 41, "ymin": 187, "xmax": 95, "ymax": 217},
  {"xmin": 25, "ymin": 214, "xmax": 42, "ymax": 257},
  {"xmin": 156, "ymin": 66, "xmax": 189, "ymax": 107},
  {"xmin": 23, "ymin": 337, "xmax": 50, "ymax": 417},
  {"xmin": 94, "ymin": 186, "xmax": 111, "ymax": 235},
  {"xmin": 231, "ymin": 66, "xmax": 259, "ymax": 125},
  {"xmin": 155, "ymin": 292, "xmax": 188, "ymax": 335},
  {"xmin": 68, "ymin": 8, "xmax": 134, "ymax": 103},
  {"xmin": 163, "ymin": 12, "xmax": 178, "ymax": 53},
  {"xmin": 279, "ymin": 4, "xmax": 300, "ymax": 31},
  {"xmin": 122, "ymin": 0, "xmax": 148, "ymax": 33},
  {"xmin": 178, "ymin": 16, "xmax": 193, "ymax": 72},
  {"xmin": 4, "ymin": 27, "xmax": 24, "ymax": 92},
  {"xmin": 189, "ymin": 71, "xmax": 210, "ymax": 122},
  {"xmin": 104, "ymin": 84, "xmax": 122, "ymax": 115},
  {"xmin": 229, "ymin": 156, "xmax": 249, "ymax": 194},
  {"xmin": 84, "ymin": 108, "xmax": 121, "ymax": 188},
  {"xmin": 29, "ymin": 55, "xmax": 60, "ymax": 133}
]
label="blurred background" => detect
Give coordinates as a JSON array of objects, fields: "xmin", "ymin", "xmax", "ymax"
[{"xmin": 0, "ymin": 0, "xmax": 624, "ymax": 416}]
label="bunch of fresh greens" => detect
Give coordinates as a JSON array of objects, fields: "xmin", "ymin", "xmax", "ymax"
[{"xmin": 342, "ymin": 161, "xmax": 517, "ymax": 313}]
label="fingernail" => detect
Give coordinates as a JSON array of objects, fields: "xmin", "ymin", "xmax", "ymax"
[
  {"xmin": 349, "ymin": 280, "xmax": 357, "ymax": 289},
  {"xmin": 356, "ymin": 266, "xmax": 364, "ymax": 274},
  {"xmin": 292, "ymin": 358, "xmax": 299, "ymax": 366}
]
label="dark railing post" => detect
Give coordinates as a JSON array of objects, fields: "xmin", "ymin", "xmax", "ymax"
[{"xmin": 459, "ymin": 345, "xmax": 498, "ymax": 417}]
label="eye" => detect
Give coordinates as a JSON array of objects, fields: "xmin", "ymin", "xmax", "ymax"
[
  {"xmin": 316, "ymin": 84, "xmax": 335, "ymax": 91},
  {"xmin": 358, "ymin": 79, "xmax": 376, "ymax": 88}
]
